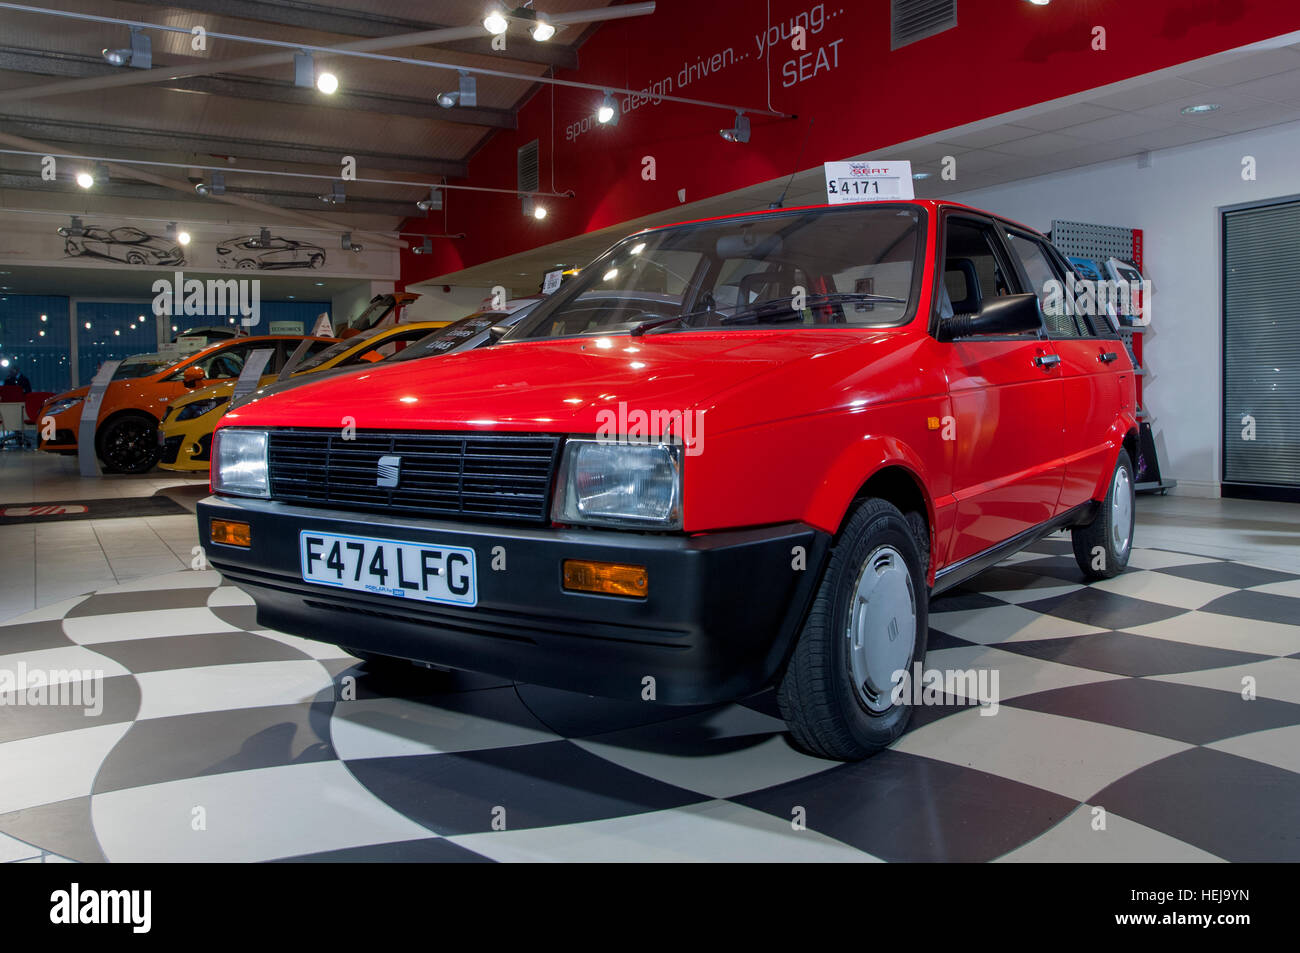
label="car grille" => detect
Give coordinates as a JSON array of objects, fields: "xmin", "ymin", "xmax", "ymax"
[
  {"xmin": 266, "ymin": 429, "xmax": 562, "ymax": 525},
  {"xmin": 160, "ymin": 435, "xmax": 183, "ymax": 465}
]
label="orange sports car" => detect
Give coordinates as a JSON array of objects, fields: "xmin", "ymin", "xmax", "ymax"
[{"xmin": 38, "ymin": 334, "xmax": 337, "ymax": 473}]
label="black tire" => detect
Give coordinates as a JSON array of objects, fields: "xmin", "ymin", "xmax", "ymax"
[
  {"xmin": 777, "ymin": 498, "xmax": 929, "ymax": 761},
  {"xmin": 95, "ymin": 414, "xmax": 160, "ymax": 474},
  {"xmin": 237, "ymin": 258, "xmax": 257, "ymax": 269},
  {"xmin": 308, "ymin": 253, "xmax": 325, "ymax": 269},
  {"xmin": 125, "ymin": 251, "xmax": 147, "ymax": 265},
  {"xmin": 1071, "ymin": 449, "xmax": 1136, "ymax": 581}
]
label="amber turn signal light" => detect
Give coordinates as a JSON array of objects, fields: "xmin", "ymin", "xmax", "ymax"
[
  {"xmin": 210, "ymin": 518, "xmax": 251, "ymax": 548},
  {"xmin": 562, "ymin": 559, "xmax": 648, "ymax": 598}
]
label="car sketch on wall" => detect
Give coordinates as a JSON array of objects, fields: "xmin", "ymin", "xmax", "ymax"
[
  {"xmin": 57, "ymin": 225, "xmax": 185, "ymax": 266},
  {"xmin": 216, "ymin": 235, "xmax": 326, "ymax": 270}
]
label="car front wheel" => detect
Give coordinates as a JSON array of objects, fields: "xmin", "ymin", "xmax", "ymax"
[
  {"xmin": 1071, "ymin": 448, "xmax": 1135, "ymax": 581},
  {"xmin": 96, "ymin": 414, "xmax": 160, "ymax": 474},
  {"xmin": 777, "ymin": 498, "xmax": 929, "ymax": 761}
]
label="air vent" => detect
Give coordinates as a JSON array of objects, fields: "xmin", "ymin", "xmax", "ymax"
[
  {"xmin": 891, "ymin": 0, "xmax": 957, "ymax": 50},
  {"xmin": 517, "ymin": 139, "xmax": 540, "ymax": 194}
]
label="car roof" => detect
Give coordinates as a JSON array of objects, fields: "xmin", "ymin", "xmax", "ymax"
[
  {"xmin": 151, "ymin": 335, "xmax": 336, "ymax": 374},
  {"xmin": 632, "ymin": 199, "xmax": 1044, "ymax": 241}
]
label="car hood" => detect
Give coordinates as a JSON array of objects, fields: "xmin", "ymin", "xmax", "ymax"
[
  {"xmin": 175, "ymin": 380, "xmax": 237, "ymax": 406},
  {"xmin": 223, "ymin": 330, "xmax": 880, "ymax": 434}
]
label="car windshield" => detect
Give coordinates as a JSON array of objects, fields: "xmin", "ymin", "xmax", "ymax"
[
  {"xmin": 387, "ymin": 309, "xmax": 526, "ymax": 363},
  {"xmin": 346, "ymin": 297, "xmax": 394, "ymax": 332},
  {"xmin": 111, "ymin": 357, "xmax": 173, "ymax": 380},
  {"xmin": 509, "ymin": 205, "xmax": 924, "ymax": 340},
  {"xmin": 292, "ymin": 329, "xmax": 382, "ymax": 372}
]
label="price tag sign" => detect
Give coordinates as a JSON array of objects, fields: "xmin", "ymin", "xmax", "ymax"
[
  {"xmin": 230, "ymin": 348, "xmax": 275, "ymax": 401},
  {"xmin": 542, "ymin": 269, "xmax": 563, "ymax": 295},
  {"xmin": 77, "ymin": 359, "xmax": 122, "ymax": 477},
  {"xmin": 824, "ymin": 161, "xmax": 914, "ymax": 204}
]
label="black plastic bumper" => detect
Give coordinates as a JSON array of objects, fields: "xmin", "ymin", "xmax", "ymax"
[{"xmin": 196, "ymin": 496, "xmax": 831, "ymax": 705}]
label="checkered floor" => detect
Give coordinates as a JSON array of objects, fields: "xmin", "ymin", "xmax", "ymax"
[{"xmin": 1, "ymin": 535, "xmax": 1297, "ymax": 863}]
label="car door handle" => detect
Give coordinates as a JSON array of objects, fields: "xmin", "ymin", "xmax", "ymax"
[
  {"xmin": 1098, "ymin": 351, "xmax": 1119, "ymax": 363},
  {"xmin": 1034, "ymin": 353, "xmax": 1061, "ymax": 369}
]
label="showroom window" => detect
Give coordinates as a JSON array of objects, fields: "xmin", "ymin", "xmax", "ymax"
[
  {"xmin": 169, "ymin": 301, "xmax": 329, "ymax": 338},
  {"xmin": 1222, "ymin": 198, "xmax": 1300, "ymax": 498},
  {"xmin": 0, "ymin": 295, "xmax": 71, "ymax": 394},
  {"xmin": 75, "ymin": 302, "xmax": 160, "ymax": 386}
]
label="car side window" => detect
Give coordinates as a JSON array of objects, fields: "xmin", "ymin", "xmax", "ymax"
[
  {"xmin": 1006, "ymin": 232, "xmax": 1084, "ymax": 338},
  {"xmin": 938, "ymin": 218, "xmax": 1021, "ymax": 327}
]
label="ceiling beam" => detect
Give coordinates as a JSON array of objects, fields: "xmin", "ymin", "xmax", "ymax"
[
  {"xmin": 0, "ymin": 170, "xmax": 416, "ymax": 216},
  {"xmin": 0, "ymin": 114, "xmax": 466, "ymax": 177},
  {"xmin": 0, "ymin": 4, "xmax": 654, "ymax": 105},
  {"xmin": 0, "ymin": 46, "xmax": 516, "ymax": 130},
  {"xmin": 121, "ymin": 0, "xmax": 580, "ymax": 69}
]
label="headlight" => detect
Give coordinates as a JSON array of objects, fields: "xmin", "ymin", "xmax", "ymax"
[
  {"xmin": 44, "ymin": 396, "xmax": 84, "ymax": 416},
  {"xmin": 553, "ymin": 439, "xmax": 682, "ymax": 528},
  {"xmin": 212, "ymin": 429, "xmax": 269, "ymax": 498},
  {"xmin": 176, "ymin": 397, "xmax": 229, "ymax": 421}
]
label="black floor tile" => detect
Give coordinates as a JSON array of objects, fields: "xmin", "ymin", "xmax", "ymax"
[
  {"xmin": 1094, "ymin": 747, "xmax": 1300, "ymax": 861},
  {"xmin": 995, "ymin": 631, "xmax": 1269, "ymax": 677}
]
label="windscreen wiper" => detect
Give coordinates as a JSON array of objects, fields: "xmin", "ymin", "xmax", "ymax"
[
  {"xmin": 628, "ymin": 306, "xmax": 727, "ymax": 337},
  {"xmin": 718, "ymin": 292, "xmax": 908, "ymax": 325}
]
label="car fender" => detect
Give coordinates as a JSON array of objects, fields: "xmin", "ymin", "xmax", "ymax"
[
  {"xmin": 805, "ymin": 433, "xmax": 939, "ymax": 563},
  {"xmin": 1093, "ymin": 409, "xmax": 1141, "ymax": 500}
]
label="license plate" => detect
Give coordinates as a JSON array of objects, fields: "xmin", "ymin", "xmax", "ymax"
[{"xmin": 299, "ymin": 531, "xmax": 477, "ymax": 607}]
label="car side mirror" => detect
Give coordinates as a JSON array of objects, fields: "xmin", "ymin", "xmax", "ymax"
[
  {"xmin": 182, "ymin": 366, "xmax": 206, "ymax": 389},
  {"xmin": 939, "ymin": 293, "xmax": 1041, "ymax": 341}
]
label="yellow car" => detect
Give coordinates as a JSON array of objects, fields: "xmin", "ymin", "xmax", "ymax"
[{"xmin": 157, "ymin": 320, "xmax": 449, "ymax": 471}]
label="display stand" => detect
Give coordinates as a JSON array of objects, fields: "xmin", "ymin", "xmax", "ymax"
[
  {"xmin": 1050, "ymin": 219, "xmax": 1175, "ymax": 495},
  {"xmin": 76, "ymin": 359, "xmax": 122, "ymax": 477}
]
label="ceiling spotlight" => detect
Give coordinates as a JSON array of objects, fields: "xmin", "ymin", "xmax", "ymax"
[
  {"xmin": 75, "ymin": 171, "xmax": 94, "ymax": 189},
  {"xmin": 101, "ymin": 26, "xmax": 150, "ymax": 69},
  {"xmin": 416, "ymin": 187, "xmax": 444, "ymax": 211},
  {"xmin": 522, "ymin": 196, "xmax": 547, "ymax": 220},
  {"xmin": 484, "ymin": 7, "xmax": 509, "ymax": 34},
  {"xmin": 1181, "ymin": 103, "xmax": 1221, "ymax": 115},
  {"xmin": 412, "ymin": 237, "xmax": 434, "ymax": 255},
  {"xmin": 194, "ymin": 171, "xmax": 224, "ymax": 196},
  {"xmin": 720, "ymin": 112, "xmax": 751, "ymax": 143},
  {"xmin": 437, "ymin": 90, "xmax": 460, "ymax": 108},
  {"xmin": 341, "ymin": 232, "xmax": 363, "ymax": 252},
  {"xmin": 319, "ymin": 182, "xmax": 346, "ymax": 205},
  {"xmin": 62, "ymin": 216, "xmax": 85, "ymax": 237},
  {"xmin": 166, "ymin": 222, "xmax": 191, "ymax": 245},
  {"xmin": 1025, "ymin": 0, "xmax": 1051, "ymax": 5},
  {"xmin": 597, "ymin": 91, "xmax": 618, "ymax": 125},
  {"xmin": 316, "ymin": 71, "xmax": 339, "ymax": 95},
  {"xmin": 524, "ymin": 10, "xmax": 555, "ymax": 41}
]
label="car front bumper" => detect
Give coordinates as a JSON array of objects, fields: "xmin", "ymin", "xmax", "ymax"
[
  {"xmin": 157, "ymin": 417, "xmax": 214, "ymax": 471},
  {"xmin": 196, "ymin": 495, "xmax": 831, "ymax": 705}
]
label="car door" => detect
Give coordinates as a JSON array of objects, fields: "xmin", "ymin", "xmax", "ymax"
[
  {"xmin": 940, "ymin": 214, "xmax": 1065, "ymax": 565},
  {"xmin": 1003, "ymin": 229, "xmax": 1128, "ymax": 513}
]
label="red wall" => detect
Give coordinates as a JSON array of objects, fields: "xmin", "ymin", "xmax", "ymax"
[{"xmin": 402, "ymin": 0, "xmax": 1300, "ymax": 285}]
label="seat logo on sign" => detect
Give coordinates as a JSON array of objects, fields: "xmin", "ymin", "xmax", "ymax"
[{"xmin": 377, "ymin": 455, "xmax": 401, "ymax": 488}]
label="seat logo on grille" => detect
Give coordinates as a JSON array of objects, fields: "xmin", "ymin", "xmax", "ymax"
[{"xmin": 377, "ymin": 455, "xmax": 401, "ymax": 488}]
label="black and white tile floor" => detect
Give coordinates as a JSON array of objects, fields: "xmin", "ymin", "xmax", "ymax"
[{"xmin": 1, "ymin": 536, "xmax": 1297, "ymax": 863}]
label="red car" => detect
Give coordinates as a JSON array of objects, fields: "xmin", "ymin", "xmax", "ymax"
[{"xmin": 198, "ymin": 200, "xmax": 1138, "ymax": 761}]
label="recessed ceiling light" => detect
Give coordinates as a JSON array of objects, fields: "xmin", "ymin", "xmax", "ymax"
[
  {"xmin": 912, "ymin": 172, "xmax": 932, "ymax": 180},
  {"xmin": 1181, "ymin": 103, "xmax": 1221, "ymax": 115}
]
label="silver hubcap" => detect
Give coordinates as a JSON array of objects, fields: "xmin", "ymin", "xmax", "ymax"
[
  {"xmin": 1111, "ymin": 465, "xmax": 1133, "ymax": 556},
  {"xmin": 846, "ymin": 545, "xmax": 917, "ymax": 713}
]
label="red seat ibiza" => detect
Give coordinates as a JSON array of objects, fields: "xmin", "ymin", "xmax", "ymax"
[{"xmin": 199, "ymin": 200, "xmax": 1138, "ymax": 760}]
